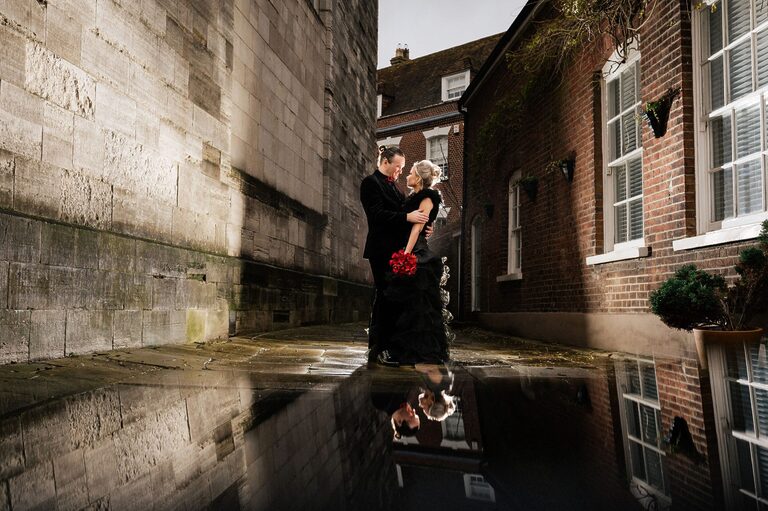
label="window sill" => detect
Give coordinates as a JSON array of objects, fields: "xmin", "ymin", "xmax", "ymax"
[
  {"xmin": 496, "ymin": 272, "xmax": 522, "ymax": 282},
  {"xmin": 586, "ymin": 246, "xmax": 650, "ymax": 266},
  {"xmin": 672, "ymin": 222, "xmax": 765, "ymax": 251}
]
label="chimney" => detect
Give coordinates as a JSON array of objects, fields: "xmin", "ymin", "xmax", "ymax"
[{"xmin": 390, "ymin": 44, "xmax": 410, "ymax": 65}]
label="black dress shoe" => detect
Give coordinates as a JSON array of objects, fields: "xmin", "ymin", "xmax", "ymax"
[{"xmin": 376, "ymin": 350, "xmax": 400, "ymax": 367}]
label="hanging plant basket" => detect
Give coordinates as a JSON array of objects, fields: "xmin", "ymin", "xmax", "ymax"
[
  {"xmin": 519, "ymin": 176, "xmax": 538, "ymax": 201},
  {"xmin": 644, "ymin": 87, "xmax": 680, "ymax": 138}
]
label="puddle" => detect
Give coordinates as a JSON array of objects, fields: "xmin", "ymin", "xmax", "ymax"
[{"xmin": 0, "ymin": 327, "xmax": 727, "ymax": 510}]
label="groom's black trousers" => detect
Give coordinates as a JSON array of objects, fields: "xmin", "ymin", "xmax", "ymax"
[{"xmin": 368, "ymin": 255, "xmax": 392, "ymax": 353}]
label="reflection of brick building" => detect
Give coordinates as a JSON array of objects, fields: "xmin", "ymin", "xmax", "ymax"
[{"xmin": 376, "ymin": 35, "xmax": 501, "ymax": 316}]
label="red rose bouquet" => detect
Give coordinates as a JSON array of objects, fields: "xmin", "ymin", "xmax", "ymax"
[{"xmin": 390, "ymin": 249, "xmax": 417, "ymax": 277}]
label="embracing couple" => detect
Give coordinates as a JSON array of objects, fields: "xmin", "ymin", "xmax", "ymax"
[{"xmin": 360, "ymin": 146, "xmax": 452, "ymax": 367}]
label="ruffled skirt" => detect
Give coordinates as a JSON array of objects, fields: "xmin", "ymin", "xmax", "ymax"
[{"xmin": 384, "ymin": 237, "xmax": 454, "ymax": 364}]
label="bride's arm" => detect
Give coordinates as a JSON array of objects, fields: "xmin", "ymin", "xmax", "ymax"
[{"xmin": 404, "ymin": 198, "xmax": 433, "ymax": 254}]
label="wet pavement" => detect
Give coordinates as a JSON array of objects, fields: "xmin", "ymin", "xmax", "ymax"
[{"xmin": 0, "ymin": 323, "xmax": 675, "ymax": 510}]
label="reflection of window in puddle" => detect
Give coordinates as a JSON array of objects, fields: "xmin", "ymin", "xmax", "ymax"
[
  {"xmin": 463, "ymin": 473, "xmax": 495, "ymax": 502},
  {"xmin": 709, "ymin": 337, "xmax": 768, "ymax": 509},
  {"xmin": 615, "ymin": 356, "xmax": 671, "ymax": 509}
]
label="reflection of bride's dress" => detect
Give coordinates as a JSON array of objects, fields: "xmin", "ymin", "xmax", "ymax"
[{"xmin": 385, "ymin": 188, "xmax": 454, "ymax": 364}]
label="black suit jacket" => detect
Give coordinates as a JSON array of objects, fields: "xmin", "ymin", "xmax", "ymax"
[{"xmin": 360, "ymin": 170, "xmax": 409, "ymax": 260}]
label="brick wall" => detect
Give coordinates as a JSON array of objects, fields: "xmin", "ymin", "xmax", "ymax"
[
  {"xmin": 0, "ymin": 0, "xmax": 376, "ymax": 363},
  {"xmin": 461, "ymin": 0, "xmax": 759, "ymax": 318}
]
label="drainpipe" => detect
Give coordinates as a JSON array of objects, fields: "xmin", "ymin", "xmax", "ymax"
[{"xmin": 458, "ymin": 105, "xmax": 468, "ymax": 321}]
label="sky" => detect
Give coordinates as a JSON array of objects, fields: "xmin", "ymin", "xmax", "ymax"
[{"xmin": 377, "ymin": 0, "xmax": 527, "ymax": 70}]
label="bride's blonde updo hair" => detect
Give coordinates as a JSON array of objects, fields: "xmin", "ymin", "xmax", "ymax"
[{"xmin": 412, "ymin": 160, "xmax": 442, "ymax": 188}]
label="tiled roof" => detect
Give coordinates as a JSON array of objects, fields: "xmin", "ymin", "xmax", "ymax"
[{"xmin": 377, "ymin": 33, "xmax": 503, "ymax": 117}]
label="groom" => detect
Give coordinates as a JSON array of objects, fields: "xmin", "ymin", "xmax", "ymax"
[{"xmin": 360, "ymin": 146, "xmax": 429, "ymax": 365}]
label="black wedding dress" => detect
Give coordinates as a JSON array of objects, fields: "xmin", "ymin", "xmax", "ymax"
[{"xmin": 384, "ymin": 188, "xmax": 453, "ymax": 364}]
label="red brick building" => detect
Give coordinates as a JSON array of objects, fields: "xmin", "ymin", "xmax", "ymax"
[
  {"xmin": 376, "ymin": 35, "xmax": 501, "ymax": 315},
  {"xmin": 460, "ymin": 0, "xmax": 768, "ymax": 508}
]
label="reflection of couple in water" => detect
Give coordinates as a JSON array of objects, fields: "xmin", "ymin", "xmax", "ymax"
[
  {"xmin": 371, "ymin": 362, "xmax": 456, "ymax": 439},
  {"xmin": 360, "ymin": 146, "xmax": 454, "ymax": 368}
]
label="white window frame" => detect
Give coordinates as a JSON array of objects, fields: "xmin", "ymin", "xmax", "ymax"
[
  {"xmin": 423, "ymin": 126, "xmax": 450, "ymax": 178},
  {"xmin": 377, "ymin": 94, "xmax": 382, "ymax": 118},
  {"xmin": 708, "ymin": 338, "xmax": 768, "ymax": 509},
  {"xmin": 471, "ymin": 216, "xmax": 482, "ymax": 312},
  {"xmin": 614, "ymin": 356, "xmax": 671, "ymax": 508},
  {"xmin": 599, "ymin": 44, "xmax": 648, "ymax": 257},
  {"xmin": 442, "ymin": 70, "xmax": 470, "ymax": 102},
  {"xmin": 680, "ymin": 0, "xmax": 768, "ymax": 252},
  {"xmin": 499, "ymin": 172, "xmax": 522, "ymax": 280}
]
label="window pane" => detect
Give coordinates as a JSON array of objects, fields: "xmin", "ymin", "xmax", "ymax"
[
  {"xmin": 757, "ymin": 445, "xmax": 768, "ymax": 498},
  {"xmin": 616, "ymin": 204, "xmax": 628, "ymax": 243},
  {"xmin": 629, "ymin": 199, "xmax": 644, "ymax": 240},
  {"xmin": 726, "ymin": 343, "xmax": 749, "ymax": 379},
  {"xmin": 609, "ymin": 120, "xmax": 621, "ymax": 160},
  {"xmin": 616, "ymin": 165, "xmax": 627, "ymax": 202},
  {"xmin": 755, "ymin": 388, "xmax": 768, "ymax": 436},
  {"xmin": 731, "ymin": 381, "xmax": 755, "ymax": 433},
  {"xmin": 711, "ymin": 56, "xmax": 725, "ymax": 110},
  {"xmin": 736, "ymin": 159, "xmax": 763, "ymax": 215},
  {"xmin": 749, "ymin": 339, "xmax": 768, "ymax": 383},
  {"xmin": 630, "ymin": 440, "xmax": 646, "ymax": 480},
  {"xmin": 735, "ymin": 105, "xmax": 761, "ymax": 158},
  {"xmin": 622, "ymin": 111, "xmax": 637, "ymax": 153},
  {"xmin": 430, "ymin": 136, "xmax": 448, "ymax": 163},
  {"xmin": 757, "ymin": 29, "xmax": 768, "ymax": 88},
  {"xmin": 711, "ymin": 114, "xmax": 732, "ymax": 167},
  {"xmin": 607, "ymin": 79, "xmax": 620, "ymax": 118},
  {"xmin": 712, "ymin": 167, "xmax": 735, "ymax": 221},
  {"xmin": 626, "ymin": 360, "xmax": 641, "ymax": 395},
  {"xmin": 737, "ymin": 438, "xmax": 756, "ymax": 493},
  {"xmin": 628, "ymin": 157, "xmax": 643, "ymax": 197},
  {"xmin": 728, "ymin": 0, "xmax": 751, "ymax": 43},
  {"xmin": 640, "ymin": 404, "xmax": 659, "ymax": 445},
  {"xmin": 621, "ymin": 64, "xmax": 636, "ymax": 111},
  {"xmin": 758, "ymin": 0, "xmax": 768, "ymax": 26},
  {"xmin": 626, "ymin": 400, "xmax": 641, "ymax": 438},
  {"xmin": 729, "ymin": 40, "xmax": 753, "ymax": 101},
  {"xmin": 645, "ymin": 448, "xmax": 665, "ymax": 492},
  {"xmin": 709, "ymin": 2, "xmax": 723, "ymax": 55},
  {"xmin": 510, "ymin": 189, "xmax": 518, "ymax": 227},
  {"xmin": 640, "ymin": 361, "xmax": 658, "ymax": 401}
]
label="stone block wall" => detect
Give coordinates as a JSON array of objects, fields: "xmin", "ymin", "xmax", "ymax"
[{"xmin": 0, "ymin": 0, "xmax": 377, "ymax": 363}]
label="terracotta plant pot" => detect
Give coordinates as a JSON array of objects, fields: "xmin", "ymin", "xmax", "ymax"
[{"xmin": 693, "ymin": 327, "xmax": 765, "ymax": 370}]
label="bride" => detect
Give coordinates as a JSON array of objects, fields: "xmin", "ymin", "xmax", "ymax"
[{"xmin": 381, "ymin": 159, "xmax": 452, "ymax": 366}]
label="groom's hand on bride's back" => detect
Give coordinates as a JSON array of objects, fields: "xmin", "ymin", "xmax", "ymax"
[
  {"xmin": 424, "ymin": 225, "xmax": 434, "ymax": 238},
  {"xmin": 407, "ymin": 210, "xmax": 429, "ymax": 224}
]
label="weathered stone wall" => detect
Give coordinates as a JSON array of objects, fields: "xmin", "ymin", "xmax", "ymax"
[{"xmin": 0, "ymin": 0, "xmax": 377, "ymax": 363}]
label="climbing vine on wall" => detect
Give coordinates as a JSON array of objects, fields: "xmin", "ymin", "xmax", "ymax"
[{"xmin": 473, "ymin": 0, "xmax": 658, "ymax": 173}]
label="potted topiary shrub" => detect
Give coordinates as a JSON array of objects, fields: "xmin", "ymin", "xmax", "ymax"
[{"xmin": 649, "ymin": 220, "xmax": 768, "ymax": 369}]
